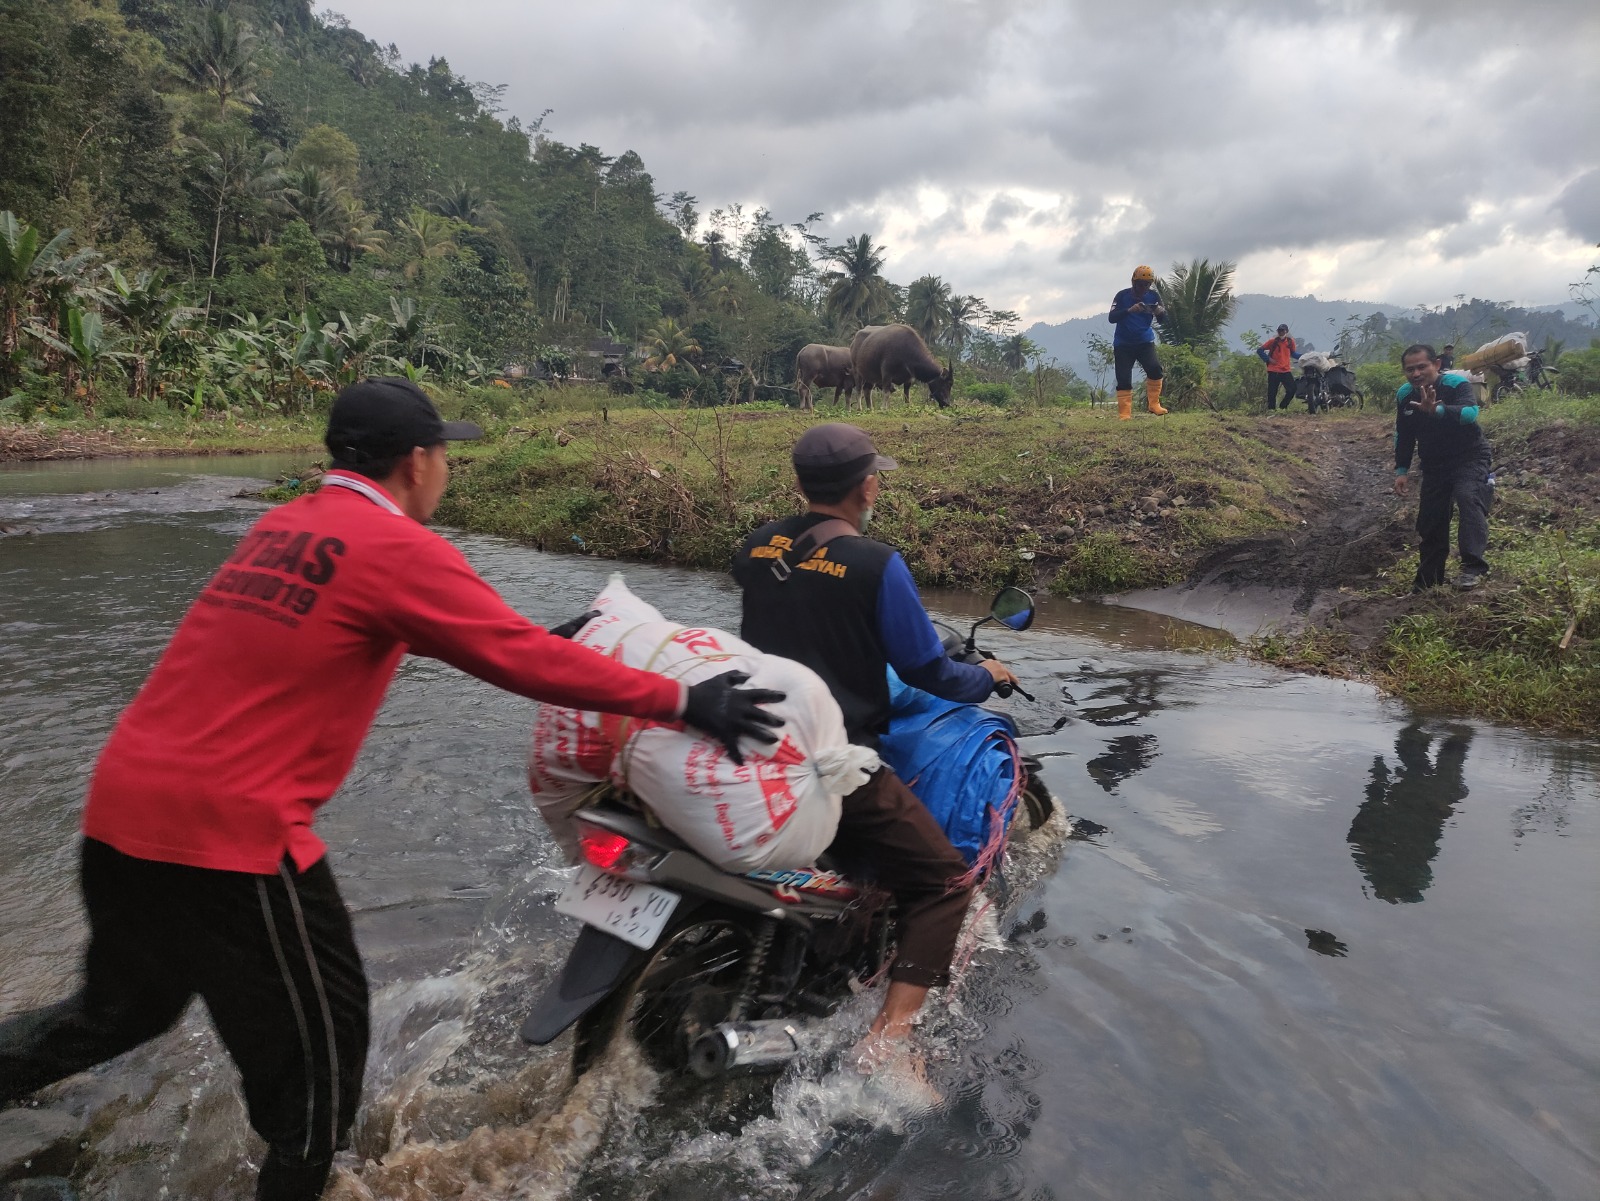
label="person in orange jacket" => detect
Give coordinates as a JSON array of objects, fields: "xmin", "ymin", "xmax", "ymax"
[
  {"xmin": 1259, "ymin": 324, "xmax": 1301, "ymax": 411},
  {"xmin": 1107, "ymin": 265, "xmax": 1168, "ymax": 420}
]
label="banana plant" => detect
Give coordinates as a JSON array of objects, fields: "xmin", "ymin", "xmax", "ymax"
[
  {"xmin": 105, "ymin": 267, "xmax": 197, "ymax": 402},
  {"xmin": 27, "ymin": 305, "xmax": 127, "ymax": 414},
  {"xmin": 0, "ymin": 212, "xmax": 73, "ymax": 391},
  {"xmin": 325, "ymin": 311, "xmax": 395, "ymax": 386}
]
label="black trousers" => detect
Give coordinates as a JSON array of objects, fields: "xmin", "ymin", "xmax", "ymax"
[
  {"xmin": 0, "ymin": 839, "xmax": 368, "ymax": 1201},
  {"xmin": 1113, "ymin": 342, "xmax": 1163, "ymax": 391},
  {"xmin": 826, "ymin": 769, "xmax": 974, "ymax": 988},
  {"xmin": 1415, "ymin": 457, "xmax": 1493, "ymax": 589},
  {"xmin": 1266, "ymin": 371, "xmax": 1296, "ymax": 409}
]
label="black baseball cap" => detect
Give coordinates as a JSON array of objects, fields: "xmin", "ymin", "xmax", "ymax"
[
  {"xmin": 792, "ymin": 423, "xmax": 897, "ymax": 493},
  {"xmin": 1277, "ymin": 324, "xmax": 1289, "ymax": 333},
  {"xmin": 324, "ymin": 377, "xmax": 482, "ymax": 464}
]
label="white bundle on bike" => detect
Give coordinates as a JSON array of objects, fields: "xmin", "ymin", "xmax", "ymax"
[
  {"xmin": 527, "ymin": 575, "xmax": 878, "ymax": 872},
  {"xmin": 1462, "ymin": 332, "xmax": 1527, "ymax": 370},
  {"xmin": 1298, "ymin": 351, "xmax": 1338, "ymax": 372}
]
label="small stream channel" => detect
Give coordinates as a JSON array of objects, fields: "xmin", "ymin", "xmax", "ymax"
[{"xmin": 1, "ymin": 456, "xmax": 1595, "ymax": 1200}]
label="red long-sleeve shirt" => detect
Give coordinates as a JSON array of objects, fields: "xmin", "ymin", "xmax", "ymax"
[{"xmin": 84, "ymin": 472, "xmax": 684, "ymax": 874}]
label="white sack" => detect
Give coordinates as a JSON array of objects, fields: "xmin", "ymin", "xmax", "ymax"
[
  {"xmin": 1298, "ymin": 351, "xmax": 1338, "ymax": 372},
  {"xmin": 527, "ymin": 574, "xmax": 878, "ymax": 872}
]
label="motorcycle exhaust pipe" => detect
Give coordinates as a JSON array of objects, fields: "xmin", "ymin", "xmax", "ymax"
[{"xmin": 689, "ymin": 1020, "xmax": 801, "ymax": 1079}]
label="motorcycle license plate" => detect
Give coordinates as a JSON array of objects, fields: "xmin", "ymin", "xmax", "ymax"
[{"xmin": 555, "ymin": 865, "xmax": 680, "ymax": 950}]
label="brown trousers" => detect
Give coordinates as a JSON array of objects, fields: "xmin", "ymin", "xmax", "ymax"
[{"xmin": 826, "ymin": 768, "xmax": 975, "ymax": 988}]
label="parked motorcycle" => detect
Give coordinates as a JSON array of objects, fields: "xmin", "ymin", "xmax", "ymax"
[{"xmin": 520, "ymin": 588, "xmax": 1056, "ymax": 1081}]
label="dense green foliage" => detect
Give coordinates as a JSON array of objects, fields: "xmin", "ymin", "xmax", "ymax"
[{"xmin": 0, "ymin": 0, "xmax": 1073, "ymax": 417}]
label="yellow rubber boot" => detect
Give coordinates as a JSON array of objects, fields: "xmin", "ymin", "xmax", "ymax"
[
  {"xmin": 1146, "ymin": 378, "xmax": 1168, "ymax": 415},
  {"xmin": 1116, "ymin": 389, "xmax": 1133, "ymax": 421}
]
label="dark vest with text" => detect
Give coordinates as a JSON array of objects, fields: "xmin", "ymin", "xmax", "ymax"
[{"xmin": 733, "ymin": 512, "xmax": 897, "ymax": 746}]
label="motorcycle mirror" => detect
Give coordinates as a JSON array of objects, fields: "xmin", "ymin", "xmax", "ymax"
[{"xmin": 989, "ymin": 586, "xmax": 1036, "ymax": 632}]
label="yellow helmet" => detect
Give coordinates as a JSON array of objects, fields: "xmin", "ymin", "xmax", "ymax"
[{"xmin": 1131, "ymin": 264, "xmax": 1156, "ymax": 283}]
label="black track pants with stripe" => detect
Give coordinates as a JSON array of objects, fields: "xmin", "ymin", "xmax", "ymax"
[{"xmin": 0, "ymin": 838, "xmax": 368, "ymax": 1201}]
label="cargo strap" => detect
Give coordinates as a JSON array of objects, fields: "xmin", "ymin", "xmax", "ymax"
[{"xmin": 769, "ymin": 518, "xmax": 859, "ymax": 582}]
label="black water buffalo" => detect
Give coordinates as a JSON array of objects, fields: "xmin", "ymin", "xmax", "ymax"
[
  {"xmin": 850, "ymin": 323, "xmax": 954, "ymax": 408},
  {"xmin": 794, "ymin": 343, "xmax": 856, "ymax": 410}
]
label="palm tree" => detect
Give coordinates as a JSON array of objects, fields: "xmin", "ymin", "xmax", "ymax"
[
  {"xmin": 1157, "ymin": 258, "xmax": 1239, "ymax": 353},
  {"xmin": 279, "ymin": 165, "xmax": 347, "ymax": 239},
  {"xmin": 945, "ymin": 294, "xmax": 989, "ymax": 357},
  {"xmin": 1000, "ymin": 333, "xmax": 1037, "ymax": 373},
  {"xmin": 642, "ymin": 317, "xmax": 700, "ymax": 374},
  {"xmin": 820, "ymin": 233, "xmax": 895, "ymax": 330},
  {"xmin": 905, "ymin": 275, "xmax": 953, "ymax": 346},
  {"xmin": 427, "ymin": 180, "xmax": 499, "ymax": 227},
  {"xmin": 326, "ymin": 197, "xmax": 386, "ymax": 270},
  {"xmin": 188, "ymin": 133, "xmax": 285, "ymax": 303},
  {"xmin": 394, "ymin": 209, "xmax": 458, "ymax": 281},
  {"xmin": 0, "ymin": 212, "xmax": 72, "ymax": 392},
  {"xmin": 178, "ymin": 5, "xmax": 262, "ymax": 120}
]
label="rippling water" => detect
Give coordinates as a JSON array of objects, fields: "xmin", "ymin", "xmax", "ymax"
[{"xmin": 1, "ymin": 457, "xmax": 1596, "ymax": 1200}]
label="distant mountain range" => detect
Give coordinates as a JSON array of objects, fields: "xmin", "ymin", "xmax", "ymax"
[{"xmin": 1026, "ymin": 294, "xmax": 1593, "ymax": 380}]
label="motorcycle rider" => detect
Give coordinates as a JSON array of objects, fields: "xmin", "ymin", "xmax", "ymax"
[
  {"xmin": 1260, "ymin": 323, "xmax": 1300, "ymax": 411},
  {"xmin": 732, "ymin": 423, "xmax": 1021, "ymax": 1057},
  {"xmin": 0, "ymin": 377, "xmax": 783, "ymax": 1201}
]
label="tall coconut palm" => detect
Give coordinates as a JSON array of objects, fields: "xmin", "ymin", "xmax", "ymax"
[
  {"xmin": 1157, "ymin": 258, "xmax": 1238, "ymax": 353},
  {"xmin": 905, "ymin": 275, "xmax": 953, "ymax": 346},
  {"xmin": 394, "ymin": 209, "xmax": 458, "ymax": 281},
  {"xmin": 280, "ymin": 165, "xmax": 347, "ymax": 239},
  {"xmin": 327, "ymin": 197, "xmax": 386, "ymax": 270},
  {"xmin": 427, "ymin": 180, "xmax": 500, "ymax": 227},
  {"xmin": 820, "ymin": 233, "xmax": 895, "ymax": 331},
  {"xmin": 1000, "ymin": 333, "xmax": 1038, "ymax": 373},
  {"xmin": 945, "ymin": 293, "xmax": 989, "ymax": 357},
  {"xmin": 187, "ymin": 133, "xmax": 285, "ymax": 302},
  {"xmin": 642, "ymin": 317, "xmax": 700, "ymax": 373},
  {"xmin": 178, "ymin": 5, "xmax": 262, "ymax": 120}
]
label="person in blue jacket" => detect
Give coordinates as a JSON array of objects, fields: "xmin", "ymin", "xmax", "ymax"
[
  {"xmin": 1392, "ymin": 344, "xmax": 1493, "ymax": 590},
  {"xmin": 1107, "ymin": 264, "xmax": 1169, "ymax": 420}
]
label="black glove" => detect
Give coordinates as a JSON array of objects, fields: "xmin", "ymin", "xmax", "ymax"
[
  {"xmin": 548, "ymin": 609, "xmax": 601, "ymax": 640},
  {"xmin": 683, "ymin": 670, "xmax": 786, "ymax": 765}
]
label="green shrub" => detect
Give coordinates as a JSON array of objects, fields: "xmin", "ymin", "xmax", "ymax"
[
  {"xmin": 965, "ymin": 382, "xmax": 1015, "ymax": 406},
  {"xmin": 1357, "ymin": 360, "xmax": 1405, "ymax": 403},
  {"xmin": 1556, "ymin": 345, "xmax": 1600, "ymax": 396},
  {"xmin": 1211, "ymin": 351, "xmax": 1268, "ymax": 410},
  {"xmin": 1052, "ymin": 531, "xmax": 1154, "ymax": 594},
  {"xmin": 1154, "ymin": 343, "xmax": 1210, "ymax": 409}
]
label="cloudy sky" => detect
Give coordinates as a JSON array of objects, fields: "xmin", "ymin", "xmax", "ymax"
[{"xmin": 332, "ymin": 0, "xmax": 1598, "ymax": 324}]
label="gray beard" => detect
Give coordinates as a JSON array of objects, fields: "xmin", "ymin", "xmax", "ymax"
[{"xmin": 859, "ymin": 507, "xmax": 874, "ymax": 533}]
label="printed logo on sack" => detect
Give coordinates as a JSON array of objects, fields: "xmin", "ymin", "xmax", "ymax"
[{"xmin": 741, "ymin": 735, "xmax": 806, "ymax": 834}]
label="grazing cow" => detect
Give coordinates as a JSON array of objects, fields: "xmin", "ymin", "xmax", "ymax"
[
  {"xmin": 794, "ymin": 344, "xmax": 856, "ymax": 410},
  {"xmin": 850, "ymin": 323, "xmax": 954, "ymax": 409}
]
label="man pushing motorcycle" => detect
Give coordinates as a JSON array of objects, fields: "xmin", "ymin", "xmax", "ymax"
[
  {"xmin": 732, "ymin": 423, "xmax": 1022, "ymax": 1060},
  {"xmin": 0, "ymin": 377, "xmax": 783, "ymax": 1201}
]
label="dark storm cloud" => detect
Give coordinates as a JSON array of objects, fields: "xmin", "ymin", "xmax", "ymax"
[{"xmin": 332, "ymin": 0, "xmax": 1598, "ymax": 317}]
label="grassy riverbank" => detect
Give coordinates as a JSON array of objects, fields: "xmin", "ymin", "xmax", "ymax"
[{"xmin": 432, "ymin": 400, "xmax": 1308, "ymax": 593}]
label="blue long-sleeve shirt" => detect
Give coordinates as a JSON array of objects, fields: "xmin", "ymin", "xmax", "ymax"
[
  {"xmin": 1108, "ymin": 287, "xmax": 1162, "ymax": 346},
  {"xmin": 875, "ymin": 553, "xmax": 994, "ymax": 702}
]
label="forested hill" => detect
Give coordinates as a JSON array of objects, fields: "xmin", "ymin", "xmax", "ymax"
[{"xmin": 0, "ymin": 0, "xmax": 877, "ymax": 394}]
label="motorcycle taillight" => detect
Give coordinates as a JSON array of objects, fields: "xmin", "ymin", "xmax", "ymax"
[{"xmin": 578, "ymin": 827, "xmax": 634, "ymax": 873}]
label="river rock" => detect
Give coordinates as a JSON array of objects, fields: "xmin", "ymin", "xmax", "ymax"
[
  {"xmin": 1089, "ymin": 505, "xmax": 1106, "ymax": 517},
  {"xmin": 0, "ymin": 1110, "xmax": 81, "ymax": 1179},
  {"xmin": 1140, "ymin": 497, "xmax": 1161, "ymax": 514},
  {"xmin": 1221, "ymin": 504, "xmax": 1242, "ymax": 521}
]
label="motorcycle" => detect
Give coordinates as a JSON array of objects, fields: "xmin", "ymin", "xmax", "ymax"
[{"xmin": 519, "ymin": 587, "xmax": 1056, "ymax": 1081}]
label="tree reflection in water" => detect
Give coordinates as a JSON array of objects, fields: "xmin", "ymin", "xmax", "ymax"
[{"xmin": 1348, "ymin": 723, "xmax": 1471, "ymax": 904}]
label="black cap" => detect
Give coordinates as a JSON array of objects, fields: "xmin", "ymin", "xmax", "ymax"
[
  {"xmin": 324, "ymin": 377, "xmax": 482, "ymax": 464},
  {"xmin": 792, "ymin": 423, "xmax": 897, "ymax": 492},
  {"xmin": 1277, "ymin": 324, "xmax": 1289, "ymax": 333}
]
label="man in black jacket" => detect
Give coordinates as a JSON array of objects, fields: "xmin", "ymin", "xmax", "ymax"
[
  {"xmin": 733, "ymin": 423, "xmax": 1019, "ymax": 1057},
  {"xmin": 1392, "ymin": 344, "xmax": 1493, "ymax": 590}
]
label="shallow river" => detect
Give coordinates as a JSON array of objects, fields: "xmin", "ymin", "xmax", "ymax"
[{"xmin": 1, "ymin": 457, "xmax": 1596, "ymax": 1201}]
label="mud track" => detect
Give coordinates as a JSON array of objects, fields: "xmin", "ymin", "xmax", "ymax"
[{"xmin": 1114, "ymin": 416, "xmax": 1410, "ymax": 636}]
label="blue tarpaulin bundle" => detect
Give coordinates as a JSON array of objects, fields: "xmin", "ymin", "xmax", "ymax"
[{"xmin": 878, "ymin": 670, "xmax": 1021, "ymax": 867}]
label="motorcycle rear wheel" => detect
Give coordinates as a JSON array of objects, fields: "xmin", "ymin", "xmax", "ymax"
[{"xmin": 572, "ymin": 910, "xmax": 753, "ymax": 1078}]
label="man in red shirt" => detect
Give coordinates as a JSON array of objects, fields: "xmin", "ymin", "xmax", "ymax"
[
  {"xmin": 1260, "ymin": 323, "xmax": 1299, "ymax": 411},
  {"xmin": 0, "ymin": 378, "xmax": 782, "ymax": 1200}
]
